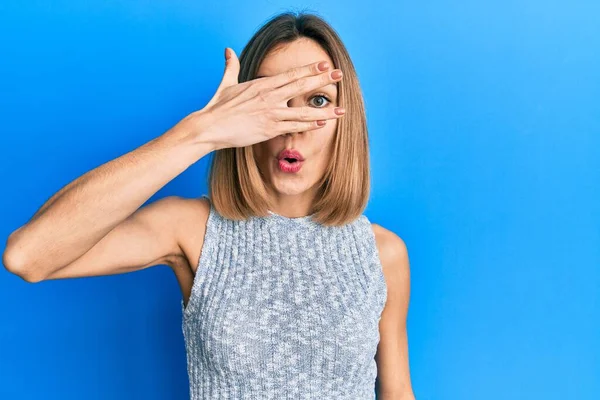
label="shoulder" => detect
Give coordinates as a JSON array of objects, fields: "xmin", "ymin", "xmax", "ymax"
[
  {"xmin": 371, "ymin": 223, "xmax": 408, "ymax": 269},
  {"xmin": 370, "ymin": 222, "xmax": 415, "ymax": 398},
  {"xmin": 370, "ymin": 222, "xmax": 410, "ymax": 297},
  {"xmin": 155, "ymin": 195, "xmax": 210, "ymax": 229},
  {"xmin": 171, "ymin": 195, "xmax": 211, "ymax": 220}
]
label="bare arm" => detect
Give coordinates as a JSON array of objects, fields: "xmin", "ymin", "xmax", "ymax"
[
  {"xmin": 373, "ymin": 224, "xmax": 416, "ymax": 400},
  {"xmin": 3, "ymin": 119, "xmax": 213, "ymax": 282},
  {"xmin": 39, "ymin": 195, "xmax": 209, "ymax": 282},
  {"xmin": 2, "ymin": 49, "xmax": 346, "ymax": 283}
]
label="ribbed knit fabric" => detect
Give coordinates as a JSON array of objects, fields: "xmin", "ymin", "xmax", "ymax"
[{"xmin": 181, "ymin": 194, "xmax": 387, "ymax": 399}]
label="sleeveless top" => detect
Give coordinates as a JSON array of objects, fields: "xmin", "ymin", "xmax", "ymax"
[{"xmin": 181, "ymin": 195, "xmax": 388, "ymax": 399}]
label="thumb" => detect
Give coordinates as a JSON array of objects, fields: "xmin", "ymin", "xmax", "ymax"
[{"xmin": 218, "ymin": 47, "xmax": 240, "ymax": 90}]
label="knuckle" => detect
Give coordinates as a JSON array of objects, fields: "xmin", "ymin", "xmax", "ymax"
[
  {"xmin": 262, "ymin": 118, "xmax": 276, "ymax": 134},
  {"xmin": 294, "ymin": 78, "xmax": 307, "ymax": 90},
  {"xmin": 265, "ymin": 119, "xmax": 276, "ymax": 133},
  {"xmin": 265, "ymin": 107, "xmax": 278, "ymax": 122},
  {"xmin": 285, "ymin": 68, "xmax": 298, "ymax": 82}
]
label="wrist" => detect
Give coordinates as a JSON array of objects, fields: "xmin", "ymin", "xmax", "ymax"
[
  {"xmin": 188, "ymin": 109, "xmax": 224, "ymax": 152},
  {"xmin": 151, "ymin": 119, "xmax": 214, "ymax": 174},
  {"xmin": 164, "ymin": 111, "xmax": 218, "ymax": 155}
]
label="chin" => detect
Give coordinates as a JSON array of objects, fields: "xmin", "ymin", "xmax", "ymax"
[{"xmin": 269, "ymin": 178, "xmax": 312, "ymax": 196}]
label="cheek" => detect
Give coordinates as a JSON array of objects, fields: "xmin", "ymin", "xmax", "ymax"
[
  {"xmin": 252, "ymin": 138, "xmax": 281, "ymax": 165},
  {"xmin": 251, "ymin": 143, "xmax": 267, "ymax": 168},
  {"xmin": 309, "ymin": 128, "xmax": 336, "ymax": 169},
  {"xmin": 316, "ymin": 120, "xmax": 337, "ymax": 148}
]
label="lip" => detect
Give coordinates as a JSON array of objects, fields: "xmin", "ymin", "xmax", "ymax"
[
  {"xmin": 277, "ymin": 148, "xmax": 305, "ymax": 162},
  {"xmin": 278, "ymin": 158, "xmax": 304, "ymax": 173}
]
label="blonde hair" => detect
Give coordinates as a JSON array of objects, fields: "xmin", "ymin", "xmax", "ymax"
[{"xmin": 208, "ymin": 11, "xmax": 371, "ymax": 227}]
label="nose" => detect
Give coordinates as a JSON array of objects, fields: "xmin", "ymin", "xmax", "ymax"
[{"xmin": 285, "ymin": 98, "xmax": 305, "ymax": 137}]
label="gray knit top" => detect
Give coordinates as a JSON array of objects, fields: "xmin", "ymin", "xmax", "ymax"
[{"xmin": 181, "ymin": 195, "xmax": 387, "ymax": 399}]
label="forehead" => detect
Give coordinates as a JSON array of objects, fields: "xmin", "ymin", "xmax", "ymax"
[{"xmin": 257, "ymin": 37, "xmax": 334, "ymax": 76}]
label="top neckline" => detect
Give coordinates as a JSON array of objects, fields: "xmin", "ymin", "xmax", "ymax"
[
  {"xmin": 200, "ymin": 194, "xmax": 323, "ymax": 227},
  {"xmin": 266, "ymin": 210, "xmax": 316, "ymax": 224}
]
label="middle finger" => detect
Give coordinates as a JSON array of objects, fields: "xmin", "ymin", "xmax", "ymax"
[{"xmin": 270, "ymin": 69, "xmax": 343, "ymax": 103}]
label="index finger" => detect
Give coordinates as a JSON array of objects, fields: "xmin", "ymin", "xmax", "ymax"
[{"xmin": 254, "ymin": 60, "xmax": 331, "ymax": 89}]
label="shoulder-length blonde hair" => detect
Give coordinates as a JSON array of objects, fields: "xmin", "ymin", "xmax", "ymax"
[{"xmin": 208, "ymin": 11, "xmax": 370, "ymax": 227}]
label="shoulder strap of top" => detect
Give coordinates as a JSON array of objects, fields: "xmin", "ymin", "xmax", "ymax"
[{"xmin": 182, "ymin": 193, "xmax": 220, "ymax": 320}]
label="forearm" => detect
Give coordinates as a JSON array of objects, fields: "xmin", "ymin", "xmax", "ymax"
[{"xmin": 5, "ymin": 119, "xmax": 213, "ymax": 276}]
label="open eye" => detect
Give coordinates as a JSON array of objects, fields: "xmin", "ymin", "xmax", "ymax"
[{"xmin": 309, "ymin": 94, "xmax": 331, "ymax": 108}]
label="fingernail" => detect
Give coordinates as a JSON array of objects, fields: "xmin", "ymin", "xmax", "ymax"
[
  {"xmin": 318, "ymin": 61, "xmax": 330, "ymax": 71},
  {"xmin": 331, "ymin": 70, "xmax": 342, "ymax": 80},
  {"xmin": 317, "ymin": 120, "xmax": 326, "ymax": 126},
  {"xmin": 225, "ymin": 48, "xmax": 231, "ymax": 60},
  {"xmin": 334, "ymin": 107, "xmax": 345, "ymax": 115}
]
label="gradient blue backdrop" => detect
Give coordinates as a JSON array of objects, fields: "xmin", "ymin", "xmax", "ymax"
[{"xmin": 1, "ymin": 1, "xmax": 598, "ymax": 399}]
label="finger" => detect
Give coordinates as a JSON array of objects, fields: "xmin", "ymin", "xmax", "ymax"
[
  {"xmin": 218, "ymin": 47, "xmax": 240, "ymax": 90},
  {"xmin": 257, "ymin": 60, "xmax": 331, "ymax": 90},
  {"xmin": 271, "ymin": 68, "xmax": 343, "ymax": 102},
  {"xmin": 273, "ymin": 119, "xmax": 329, "ymax": 134},
  {"xmin": 271, "ymin": 105, "xmax": 345, "ymax": 122}
]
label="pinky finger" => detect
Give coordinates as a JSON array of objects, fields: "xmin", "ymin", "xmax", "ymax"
[{"xmin": 275, "ymin": 119, "xmax": 327, "ymax": 134}]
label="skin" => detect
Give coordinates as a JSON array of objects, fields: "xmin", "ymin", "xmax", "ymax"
[
  {"xmin": 372, "ymin": 224, "xmax": 416, "ymax": 399},
  {"xmin": 252, "ymin": 37, "xmax": 339, "ymax": 217},
  {"xmin": 4, "ymin": 38, "xmax": 415, "ymax": 399}
]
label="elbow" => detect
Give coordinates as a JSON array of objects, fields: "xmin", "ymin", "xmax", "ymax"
[
  {"xmin": 3, "ymin": 249, "xmax": 45, "ymax": 283},
  {"xmin": 3, "ymin": 233, "xmax": 45, "ymax": 283}
]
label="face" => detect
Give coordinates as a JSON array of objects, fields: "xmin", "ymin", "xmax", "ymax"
[{"xmin": 252, "ymin": 37, "xmax": 339, "ymax": 204}]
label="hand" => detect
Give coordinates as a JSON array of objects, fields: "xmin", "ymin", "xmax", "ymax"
[{"xmin": 187, "ymin": 47, "xmax": 345, "ymax": 151}]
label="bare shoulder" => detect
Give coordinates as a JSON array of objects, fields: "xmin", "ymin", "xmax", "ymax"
[
  {"xmin": 371, "ymin": 223, "xmax": 415, "ymax": 397},
  {"xmin": 370, "ymin": 222, "xmax": 411, "ymax": 305},
  {"xmin": 371, "ymin": 223, "xmax": 409, "ymax": 274}
]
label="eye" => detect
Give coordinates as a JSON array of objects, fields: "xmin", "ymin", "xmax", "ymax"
[{"xmin": 309, "ymin": 94, "xmax": 332, "ymax": 108}]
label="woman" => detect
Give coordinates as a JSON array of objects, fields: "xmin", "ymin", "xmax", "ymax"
[{"xmin": 4, "ymin": 11, "xmax": 414, "ymax": 400}]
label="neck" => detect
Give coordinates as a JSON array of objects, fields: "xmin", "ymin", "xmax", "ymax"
[{"xmin": 266, "ymin": 189, "xmax": 316, "ymax": 218}]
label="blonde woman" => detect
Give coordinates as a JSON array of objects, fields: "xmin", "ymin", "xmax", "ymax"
[{"xmin": 4, "ymin": 11, "xmax": 415, "ymax": 400}]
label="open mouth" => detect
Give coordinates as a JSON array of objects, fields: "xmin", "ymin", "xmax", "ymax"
[
  {"xmin": 277, "ymin": 149, "xmax": 304, "ymax": 173},
  {"xmin": 278, "ymin": 157, "xmax": 304, "ymax": 173}
]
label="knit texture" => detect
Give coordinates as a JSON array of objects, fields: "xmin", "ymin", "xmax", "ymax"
[{"xmin": 181, "ymin": 194, "xmax": 387, "ymax": 399}]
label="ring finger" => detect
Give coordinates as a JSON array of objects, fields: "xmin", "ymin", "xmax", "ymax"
[{"xmin": 271, "ymin": 105, "xmax": 345, "ymax": 123}]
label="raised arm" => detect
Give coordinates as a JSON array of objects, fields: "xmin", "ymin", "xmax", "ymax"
[
  {"xmin": 2, "ymin": 126, "xmax": 213, "ymax": 282},
  {"xmin": 3, "ymin": 47, "xmax": 346, "ymax": 282}
]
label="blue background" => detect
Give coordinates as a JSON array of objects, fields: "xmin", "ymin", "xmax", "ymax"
[{"xmin": 1, "ymin": 1, "xmax": 599, "ymax": 399}]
